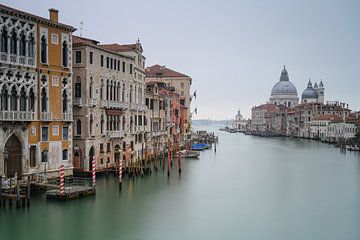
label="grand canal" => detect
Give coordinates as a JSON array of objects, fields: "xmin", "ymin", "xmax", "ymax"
[{"xmin": 1, "ymin": 125, "xmax": 360, "ymax": 240}]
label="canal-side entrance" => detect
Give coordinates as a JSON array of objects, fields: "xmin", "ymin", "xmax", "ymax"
[{"xmin": 4, "ymin": 134, "xmax": 22, "ymax": 178}]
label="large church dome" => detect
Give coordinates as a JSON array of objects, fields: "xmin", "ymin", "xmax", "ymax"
[
  {"xmin": 302, "ymin": 79, "xmax": 318, "ymax": 99},
  {"xmin": 271, "ymin": 67, "xmax": 298, "ymax": 96}
]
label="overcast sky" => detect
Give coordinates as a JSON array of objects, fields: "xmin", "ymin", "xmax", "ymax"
[{"xmin": 4, "ymin": 0, "xmax": 360, "ymax": 120}]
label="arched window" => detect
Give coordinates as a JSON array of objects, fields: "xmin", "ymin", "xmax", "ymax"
[
  {"xmin": 89, "ymin": 77, "xmax": 93, "ymax": 99},
  {"xmin": 29, "ymin": 88, "xmax": 35, "ymax": 111},
  {"xmin": 19, "ymin": 32, "xmax": 26, "ymax": 56},
  {"xmin": 10, "ymin": 86, "xmax": 17, "ymax": 111},
  {"xmin": 76, "ymin": 119, "xmax": 82, "ymax": 135},
  {"xmin": 110, "ymin": 81, "xmax": 113, "ymax": 101},
  {"xmin": 10, "ymin": 30, "xmax": 17, "ymax": 55},
  {"xmin": 89, "ymin": 114, "xmax": 94, "ymax": 135},
  {"xmin": 20, "ymin": 87, "xmax": 26, "ymax": 111},
  {"xmin": 106, "ymin": 80, "xmax": 109, "ymax": 100},
  {"xmin": 0, "ymin": 27, "xmax": 8, "ymax": 52},
  {"xmin": 40, "ymin": 35, "xmax": 47, "ymax": 63},
  {"xmin": 41, "ymin": 88, "xmax": 47, "ymax": 112},
  {"xmin": 28, "ymin": 33, "xmax": 34, "ymax": 58},
  {"xmin": 62, "ymin": 90, "xmax": 67, "ymax": 113},
  {"xmin": 122, "ymin": 116, "xmax": 125, "ymax": 131},
  {"xmin": 100, "ymin": 115, "xmax": 104, "ymax": 134},
  {"xmin": 62, "ymin": 41, "xmax": 68, "ymax": 67},
  {"xmin": 0, "ymin": 85, "xmax": 8, "ymax": 110},
  {"xmin": 100, "ymin": 80, "xmax": 103, "ymax": 100},
  {"xmin": 130, "ymin": 85, "xmax": 133, "ymax": 103},
  {"xmin": 122, "ymin": 83, "xmax": 125, "ymax": 102},
  {"xmin": 75, "ymin": 76, "xmax": 81, "ymax": 98}
]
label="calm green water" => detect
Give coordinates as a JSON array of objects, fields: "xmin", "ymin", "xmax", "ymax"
[{"xmin": 1, "ymin": 125, "xmax": 360, "ymax": 240}]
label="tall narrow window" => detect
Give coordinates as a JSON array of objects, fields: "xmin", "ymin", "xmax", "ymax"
[
  {"xmin": 30, "ymin": 146, "xmax": 36, "ymax": 167},
  {"xmin": 28, "ymin": 33, "xmax": 34, "ymax": 58},
  {"xmin": 75, "ymin": 51, "xmax": 82, "ymax": 63},
  {"xmin": 10, "ymin": 30, "xmax": 17, "ymax": 55},
  {"xmin": 100, "ymin": 115, "xmax": 104, "ymax": 134},
  {"xmin": 106, "ymin": 80, "xmax": 109, "ymax": 100},
  {"xmin": 62, "ymin": 149, "xmax": 68, "ymax": 160},
  {"xmin": 129, "ymin": 64, "xmax": 133, "ymax": 74},
  {"xmin": 106, "ymin": 57, "xmax": 109, "ymax": 68},
  {"xmin": 89, "ymin": 114, "xmax": 94, "ymax": 135},
  {"xmin": 41, "ymin": 126, "xmax": 49, "ymax": 141},
  {"xmin": 62, "ymin": 41, "xmax": 68, "ymax": 67},
  {"xmin": 76, "ymin": 119, "xmax": 82, "ymax": 135},
  {"xmin": 19, "ymin": 33, "xmax": 26, "ymax": 56},
  {"xmin": 122, "ymin": 62, "xmax": 125, "ymax": 73},
  {"xmin": 63, "ymin": 126, "xmax": 69, "ymax": 140},
  {"xmin": 100, "ymin": 55, "xmax": 104, "ymax": 67},
  {"xmin": 20, "ymin": 87, "xmax": 26, "ymax": 111},
  {"xmin": 130, "ymin": 85, "xmax": 133, "ymax": 103},
  {"xmin": 100, "ymin": 80, "xmax": 103, "ymax": 100},
  {"xmin": 89, "ymin": 51, "xmax": 93, "ymax": 64},
  {"xmin": 29, "ymin": 88, "xmax": 35, "ymax": 111},
  {"xmin": 0, "ymin": 27, "xmax": 8, "ymax": 52},
  {"xmin": 89, "ymin": 77, "xmax": 93, "ymax": 99},
  {"xmin": 122, "ymin": 84, "xmax": 125, "ymax": 102},
  {"xmin": 41, "ymin": 88, "xmax": 47, "ymax": 112},
  {"xmin": 1, "ymin": 85, "xmax": 8, "ymax": 110},
  {"xmin": 10, "ymin": 86, "xmax": 17, "ymax": 111},
  {"xmin": 40, "ymin": 35, "xmax": 47, "ymax": 63},
  {"xmin": 62, "ymin": 90, "xmax": 67, "ymax": 113},
  {"xmin": 75, "ymin": 76, "xmax": 81, "ymax": 98},
  {"xmin": 41, "ymin": 149, "xmax": 48, "ymax": 162}
]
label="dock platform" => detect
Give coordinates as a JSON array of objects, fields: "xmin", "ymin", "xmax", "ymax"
[{"xmin": 46, "ymin": 186, "xmax": 96, "ymax": 200}]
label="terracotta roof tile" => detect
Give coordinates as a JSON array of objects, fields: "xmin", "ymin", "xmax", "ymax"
[
  {"xmin": 145, "ymin": 64, "xmax": 189, "ymax": 78},
  {"xmin": 100, "ymin": 43, "xmax": 137, "ymax": 52},
  {"xmin": 72, "ymin": 35, "xmax": 99, "ymax": 45}
]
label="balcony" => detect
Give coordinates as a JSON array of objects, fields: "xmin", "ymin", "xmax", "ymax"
[
  {"xmin": 40, "ymin": 112, "xmax": 52, "ymax": 121},
  {"xmin": 0, "ymin": 111, "xmax": 35, "ymax": 121},
  {"xmin": 107, "ymin": 131, "xmax": 124, "ymax": 139},
  {"xmin": 73, "ymin": 98, "xmax": 83, "ymax": 106},
  {"xmin": 62, "ymin": 112, "xmax": 72, "ymax": 121},
  {"xmin": 10, "ymin": 54, "xmax": 17, "ymax": 63},
  {"xmin": 0, "ymin": 53, "xmax": 7, "ymax": 62},
  {"xmin": 28, "ymin": 58, "xmax": 34, "ymax": 65},
  {"xmin": 88, "ymin": 98, "xmax": 97, "ymax": 107},
  {"xmin": 19, "ymin": 56, "xmax": 26, "ymax": 65},
  {"xmin": 100, "ymin": 100, "xmax": 128, "ymax": 109},
  {"xmin": 152, "ymin": 130, "xmax": 166, "ymax": 137}
]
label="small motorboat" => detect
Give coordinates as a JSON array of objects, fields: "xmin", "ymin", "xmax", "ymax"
[
  {"xmin": 180, "ymin": 150, "xmax": 200, "ymax": 158},
  {"xmin": 191, "ymin": 143, "xmax": 211, "ymax": 151},
  {"xmin": 346, "ymin": 145, "xmax": 360, "ymax": 151}
]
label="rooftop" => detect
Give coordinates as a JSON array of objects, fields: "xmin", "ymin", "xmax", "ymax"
[{"xmin": 146, "ymin": 65, "xmax": 190, "ymax": 78}]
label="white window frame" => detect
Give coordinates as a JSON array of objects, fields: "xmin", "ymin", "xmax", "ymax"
[
  {"xmin": 51, "ymin": 33, "xmax": 59, "ymax": 45},
  {"xmin": 52, "ymin": 76, "xmax": 59, "ymax": 86},
  {"xmin": 41, "ymin": 126, "xmax": 49, "ymax": 142},
  {"xmin": 52, "ymin": 125, "xmax": 59, "ymax": 136}
]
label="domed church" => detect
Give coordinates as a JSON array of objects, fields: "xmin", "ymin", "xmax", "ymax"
[
  {"xmin": 269, "ymin": 66, "xmax": 299, "ymax": 107},
  {"xmin": 301, "ymin": 79, "xmax": 325, "ymax": 104}
]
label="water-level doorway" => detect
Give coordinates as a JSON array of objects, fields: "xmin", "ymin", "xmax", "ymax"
[{"xmin": 4, "ymin": 134, "xmax": 22, "ymax": 178}]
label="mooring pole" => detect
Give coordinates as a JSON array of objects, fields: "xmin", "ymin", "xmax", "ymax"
[
  {"xmin": 60, "ymin": 165, "xmax": 65, "ymax": 197},
  {"xmin": 0, "ymin": 176, "xmax": 2, "ymax": 207},
  {"xmin": 119, "ymin": 157, "xmax": 122, "ymax": 190},
  {"xmin": 26, "ymin": 176, "xmax": 31, "ymax": 207},
  {"xmin": 16, "ymin": 182, "xmax": 20, "ymax": 209},
  {"xmin": 178, "ymin": 144, "xmax": 182, "ymax": 174},
  {"xmin": 92, "ymin": 156, "xmax": 96, "ymax": 188}
]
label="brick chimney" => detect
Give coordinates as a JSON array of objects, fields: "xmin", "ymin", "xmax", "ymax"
[{"xmin": 49, "ymin": 8, "xmax": 59, "ymax": 22}]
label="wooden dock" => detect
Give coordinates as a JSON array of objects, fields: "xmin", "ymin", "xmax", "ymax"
[{"xmin": 46, "ymin": 186, "xmax": 96, "ymax": 200}]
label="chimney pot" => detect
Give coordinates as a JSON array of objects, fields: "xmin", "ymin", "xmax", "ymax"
[{"xmin": 49, "ymin": 8, "xmax": 59, "ymax": 22}]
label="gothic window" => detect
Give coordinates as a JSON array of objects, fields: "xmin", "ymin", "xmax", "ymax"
[
  {"xmin": 110, "ymin": 81, "xmax": 113, "ymax": 101},
  {"xmin": 106, "ymin": 80, "xmax": 109, "ymax": 100},
  {"xmin": 130, "ymin": 85, "xmax": 133, "ymax": 103},
  {"xmin": 10, "ymin": 30, "xmax": 17, "ymax": 55},
  {"xmin": 62, "ymin": 89, "xmax": 68, "ymax": 113},
  {"xmin": 10, "ymin": 86, "xmax": 17, "ymax": 111},
  {"xmin": 76, "ymin": 119, "xmax": 82, "ymax": 135},
  {"xmin": 62, "ymin": 41, "xmax": 68, "ymax": 67},
  {"xmin": 100, "ymin": 80, "xmax": 103, "ymax": 100},
  {"xmin": 122, "ymin": 116, "xmax": 125, "ymax": 131},
  {"xmin": 40, "ymin": 35, "xmax": 47, "ymax": 63},
  {"xmin": 89, "ymin": 77, "xmax": 93, "ymax": 99},
  {"xmin": 29, "ymin": 88, "xmax": 35, "ymax": 111},
  {"xmin": 20, "ymin": 87, "xmax": 26, "ymax": 111},
  {"xmin": 28, "ymin": 34, "xmax": 35, "ymax": 58},
  {"xmin": 122, "ymin": 84, "xmax": 125, "ymax": 102},
  {"xmin": 19, "ymin": 33, "xmax": 26, "ymax": 56},
  {"xmin": 41, "ymin": 87, "xmax": 47, "ymax": 112},
  {"xmin": 89, "ymin": 114, "xmax": 94, "ymax": 135},
  {"xmin": 100, "ymin": 115, "xmax": 104, "ymax": 134},
  {"xmin": 75, "ymin": 76, "xmax": 81, "ymax": 98},
  {"xmin": 0, "ymin": 85, "xmax": 8, "ymax": 110},
  {"xmin": 0, "ymin": 27, "xmax": 8, "ymax": 52}
]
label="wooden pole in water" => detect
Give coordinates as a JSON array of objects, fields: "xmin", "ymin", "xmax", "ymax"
[
  {"xmin": 0, "ymin": 176, "xmax": 2, "ymax": 207},
  {"xmin": 60, "ymin": 165, "xmax": 65, "ymax": 196},
  {"xmin": 178, "ymin": 144, "xmax": 181, "ymax": 174},
  {"xmin": 16, "ymin": 181, "xmax": 20, "ymax": 209},
  {"xmin": 26, "ymin": 176, "xmax": 31, "ymax": 207},
  {"xmin": 167, "ymin": 143, "xmax": 171, "ymax": 177},
  {"xmin": 119, "ymin": 154, "xmax": 122, "ymax": 190},
  {"xmin": 9, "ymin": 178, "xmax": 12, "ymax": 207},
  {"xmin": 92, "ymin": 157, "xmax": 96, "ymax": 188}
]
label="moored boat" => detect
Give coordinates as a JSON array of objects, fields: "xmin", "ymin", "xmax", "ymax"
[{"xmin": 180, "ymin": 150, "xmax": 200, "ymax": 158}]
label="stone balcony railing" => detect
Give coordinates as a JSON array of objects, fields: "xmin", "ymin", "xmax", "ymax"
[
  {"xmin": 40, "ymin": 112, "xmax": 52, "ymax": 121},
  {"xmin": 88, "ymin": 98, "xmax": 97, "ymax": 107},
  {"xmin": 73, "ymin": 98, "xmax": 83, "ymax": 106},
  {"xmin": 62, "ymin": 112, "xmax": 72, "ymax": 121},
  {"xmin": 0, "ymin": 111, "xmax": 35, "ymax": 121},
  {"xmin": 107, "ymin": 130, "xmax": 124, "ymax": 139},
  {"xmin": 100, "ymin": 100, "xmax": 128, "ymax": 109},
  {"xmin": 0, "ymin": 52, "xmax": 35, "ymax": 66}
]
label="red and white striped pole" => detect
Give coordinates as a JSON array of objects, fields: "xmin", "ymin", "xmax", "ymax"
[
  {"xmin": 119, "ymin": 151, "xmax": 122, "ymax": 189},
  {"xmin": 92, "ymin": 156, "xmax": 96, "ymax": 188},
  {"xmin": 59, "ymin": 165, "xmax": 65, "ymax": 196}
]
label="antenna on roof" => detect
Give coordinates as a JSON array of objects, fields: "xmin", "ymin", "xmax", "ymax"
[
  {"xmin": 137, "ymin": 37, "xmax": 140, "ymax": 44},
  {"xmin": 80, "ymin": 21, "xmax": 84, "ymax": 37}
]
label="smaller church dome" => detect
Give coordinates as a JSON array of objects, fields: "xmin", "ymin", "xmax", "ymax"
[{"xmin": 302, "ymin": 79, "xmax": 318, "ymax": 99}]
